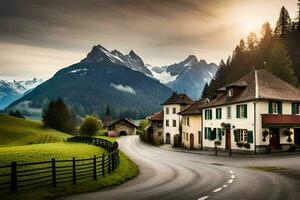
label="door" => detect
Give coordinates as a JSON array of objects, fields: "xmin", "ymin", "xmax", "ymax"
[
  {"xmin": 166, "ymin": 133, "xmax": 170, "ymax": 144},
  {"xmin": 294, "ymin": 128, "xmax": 300, "ymax": 146},
  {"xmin": 270, "ymin": 128, "xmax": 280, "ymax": 149},
  {"xmin": 226, "ymin": 129, "xmax": 231, "ymax": 150},
  {"xmin": 190, "ymin": 134, "xmax": 194, "ymax": 149}
]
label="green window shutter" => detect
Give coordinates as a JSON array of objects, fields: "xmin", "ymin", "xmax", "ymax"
[
  {"xmin": 236, "ymin": 105, "xmax": 240, "ymax": 118},
  {"xmin": 207, "ymin": 128, "xmax": 211, "ymax": 140},
  {"xmin": 204, "ymin": 128, "xmax": 207, "ymax": 139},
  {"xmin": 268, "ymin": 101, "xmax": 272, "ymax": 114},
  {"xmin": 220, "ymin": 108, "xmax": 222, "ymax": 119},
  {"xmin": 204, "ymin": 110, "xmax": 207, "ymax": 119},
  {"xmin": 209, "ymin": 110, "xmax": 212, "ymax": 119},
  {"xmin": 278, "ymin": 102, "xmax": 282, "ymax": 114},
  {"xmin": 218, "ymin": 129, "xmax": 222, "ymax": 140},
  {"xmin": 234, "ymin": 130, "xmax": 238, "ymax": 142},
  {"xmin": 212, "ymin": 128, "xmax": 216, "ymax": 140},
  {"xmin": 248, "ymin": 131, "xmax": 253, "ymax": 143},
  {"xmin": 292, "ymin": 103, "xmax": 296, "ymax": 114},
  {"xmin": 244, "ymin": 105, "xmax": 247, "ymax": 118}
]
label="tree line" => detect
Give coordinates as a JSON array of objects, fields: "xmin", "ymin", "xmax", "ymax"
[{"xmin": 204, "ymin": 2, "xmax": 300, "ymax": 97}]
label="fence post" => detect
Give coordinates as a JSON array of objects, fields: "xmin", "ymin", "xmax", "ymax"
[
  {"xmin": 10, "ymin": 161, "xmax": 17, "ymax": 193},
  {"xmin": 214, "ymin": 144, "xmax": 218, "ymax": 156},
  {"xmin": 72, "ymin": 157, "xmax": 76, "ymax": 184},
  {"xmin": 52, "ymin": 158, "xmax": 56, "ymax": 187},
  {"xmin": 102, "ymin": 153, "xmax": 105, "ymax": 177},
  {"xmin": 108, "ymin": 154, "xmax": 111, "ymax": 174},
  {"xmin": 93, "ymin": 155, "xmax": 97, "ymax": 180}
]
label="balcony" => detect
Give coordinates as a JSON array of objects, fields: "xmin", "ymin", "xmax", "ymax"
[{"xmin": 262, "ymin": 114, "xmax": 300, "ymax": 128}]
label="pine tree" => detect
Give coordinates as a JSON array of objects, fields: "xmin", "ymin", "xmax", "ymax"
[
  {"xmin": 201, "ymin": 82, "xmax": 209, "ymax": 99},
  {"xmin": 297, "ymin": 0, "xmax": 300, "ymax": 31},
  {"xmin": 105, "ymin": 105, "xmax": 111, "ymax": 116},
  {"xmin": 275, "ymin": 6, "xmax": 292, "ymax": 36},
  {"xmin": 265, "ymin": 41, "xmax": 297, "ymax": 86},
  {"xmin": 42, "ymin": 98, "xmax": 77, "ymax": 134}
]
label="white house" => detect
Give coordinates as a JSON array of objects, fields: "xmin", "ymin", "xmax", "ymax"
[
  {"xmin": 202, "ymin": 69, "xmax": 300, "ymax": 153},
  {"xmin": 162, "ymin": 92, "xmax": 193, "ymax": 145}
]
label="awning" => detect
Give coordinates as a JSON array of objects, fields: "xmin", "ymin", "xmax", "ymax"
[{"xmin": 262, "ymin": 114, "xmax": 300, "ymax": 128}]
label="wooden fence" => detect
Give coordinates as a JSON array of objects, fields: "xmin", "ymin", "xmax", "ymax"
[{"xmin": 0, "ymin": 137, "xmax": 119, "ymax": 193}]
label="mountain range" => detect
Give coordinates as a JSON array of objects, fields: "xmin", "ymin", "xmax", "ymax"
[
  {"xmin": 0, "ymin": 78, "xmax": 43, "ymax": 109},
  {"xmin": 5, "ymin": 44, "xmax": 218, "ymax": 119}
]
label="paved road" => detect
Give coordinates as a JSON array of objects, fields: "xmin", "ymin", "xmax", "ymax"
[{"xmin": 63, "ymin": 136, "xmax": 300, "ymax": 200}]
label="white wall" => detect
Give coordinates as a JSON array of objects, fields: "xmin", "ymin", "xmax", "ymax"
[
  {"xmin": 202, "ymin": 102, "xmax": 255, "ymax": 151},
  {"xmin": 182, "ymin": 115, "xmax": 202, "ymax": 149},
  {"xmin": 163, "ymin": 104, "xmax": 182, "ymax": 145}
]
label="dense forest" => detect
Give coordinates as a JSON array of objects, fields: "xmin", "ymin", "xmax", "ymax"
[{"xmin": 207, "ymin": 1, "xmax": 300, "ymax": 96}]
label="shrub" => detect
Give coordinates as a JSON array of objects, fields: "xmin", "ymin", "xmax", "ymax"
[
  {"xmin": 79, "ymin": 115, "xmax": 103, "ymax": 137},
  {"xmin": 9, "ymin": 110, "xmax": 25, "ymax": 119},
  {"xmin": 173, "ymin": 134, "xmax": 182, "ymax": 147},
  {"xmin": 244, "ymin": 143, "xmax": 250, "ymax": 149},
  {"xmin": 288, "ymin": 145, "xmax": 297, "ymax": 152},
  {"xmin": 236, "ymin": 141, "xmax": 243, "ymax": 147}
]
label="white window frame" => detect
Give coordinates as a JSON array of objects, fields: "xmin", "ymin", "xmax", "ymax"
[
  {"xmin": 166, "ymin": 120, "xmax": 169, "ymax": 127},
  {"xmin": 239, "ymin": 105, "xmax": 246, "ymax": 118},
  {"xmin": 228, "ymin": 88, "xmax": 233, "ymax": 97},
  {"xmin": 173, "ymin": 107, "xmax": 176, "ymax": 114},
  {"xmin": 239, "ymin": 129, "xmax": 248, "ymax": 142},
  {"xmin": 166, "ymin": 107, "xmax": 169, "ymax": 115},
  {"xmin": 173, "ymin": 120, "xmax": 176, "ymax": 127},
  {"xmin": 272, "ymin": 102, "xmax": 278, "ymax": 114}
]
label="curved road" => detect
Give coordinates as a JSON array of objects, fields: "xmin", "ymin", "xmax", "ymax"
[{"xmin": 63, "ymin": 136, "xmax": 300, "ymax": 200}]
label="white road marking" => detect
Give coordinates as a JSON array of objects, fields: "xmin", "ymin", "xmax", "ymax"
[
  {"xmin": 223, "ymin": 184, "xmax": 228, "ymax": 188},
  {"xmin": 213, "ymin": 188, "xmax": 223, "ymax": 193},
  {"xmin": 231, "ymin": 175, "xmax": 235, "ymax": 179},
  {"xmin": 228, "ymin": 179, "xmax": 233, "ymax": 184},
  {"xmin": 198, "ymin": 196, "xmax": 210, "ymax": 200},
  {"xmin": 230, "ymin": 171, "xmax": 234, "ymax": 174}
]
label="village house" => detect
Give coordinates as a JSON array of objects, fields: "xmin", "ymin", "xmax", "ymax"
[
  {"xmin": 144, "ymin": 111, "xmax": 164, "ymax": 145},
  {"xmin": 202, "ymin": 69, "xmax": 300, "ymax": 153},
  {"xmin": 162, "ymin": 92, "xmax": 193, "ymax": 145},
  {"xmin": 178, "ymin": 99, "xmax": 208, "ymax": 149},
  {"xmin": 105, "ymin": 118, "xmax": 138, "ymax": 136}
]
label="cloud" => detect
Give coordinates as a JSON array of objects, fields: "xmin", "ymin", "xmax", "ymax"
[
  {"xmin": 110, "ymin": 83, "xmax": 136, "ymax": 95},
  {"xmin": 10, "ymin": 100, "xmax": 42, "ymax": 116}
]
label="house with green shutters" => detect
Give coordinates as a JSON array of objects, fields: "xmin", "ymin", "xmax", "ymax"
[{"xmin": 202, "ymin": 69, "xmax": 300, "ymax": 153}]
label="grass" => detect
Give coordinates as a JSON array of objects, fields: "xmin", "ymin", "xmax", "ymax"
[
  {"xmin": 0, "ymin": 142, "xmax": 106, "ymax": 166},
  {"xmin": 247, "ymin": 166, "xmax": 284, "ymax": 172},
  {"xmin": 0, "ymin": 115, "xmax": 70, "ymax": 147},
  {"xmin": 2, "ymin": 151, "xmax": 139, "ymax": 200}
]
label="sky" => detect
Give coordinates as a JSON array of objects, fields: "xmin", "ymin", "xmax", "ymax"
[{"xmin": 0, "ymin": 0, "xmax": 298, "ymax": 81}]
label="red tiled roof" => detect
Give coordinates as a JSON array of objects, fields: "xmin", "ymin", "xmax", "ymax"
[
  {"xmin": 262, "ymin": 114, "xmax": 300, "ymax": 127},
  {"xmin": 149, "ymin": 111, "xmax": 164, "ymax": 121}
]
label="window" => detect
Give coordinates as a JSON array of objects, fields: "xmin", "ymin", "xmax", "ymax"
[
  {"xmin": 236, "ymin": 104, "xmax": 247, "ymax": 118},
  {"xmin": 227, "ymin": 107, "xmax": 231, "ymax": 119},
  {"xmin": 173, "ymin": 120, "xmax": 176, "ymax": 127},
  {"xmin": 173, "ymin": 107, "xmax": 176, "ymax": 114},
  {"xmin": 217, "ymin": 128, "xmax": 223, "ymax": 140},
  {"xmin": 292, "ymin": 103, "xmax": 300, "ymax": 115},
  {"xmin": 204, "ymin": 127, "xmax": 215, "ymax": 140},
  {"xmin": 228, "ymin": 88, "xmax": 233, "ymax": 97},
  {"xmin": 166, "ymin": 120, "xmax": 169, "ymax": 127},
  {"xmin": 268, "ymin": 101, "xmax": 282, "ymax": 114},
  {"xmin": 205, "ymin": 109, "xmax": 212, "ymax": 120},
  {"xmin": 239, "ymin": 129, "xmax": 248, "ymax": 142},
  {"xmin": 166, "ymin": 107, "xmax": 169, "ymax": 115},
  {"xmin": 158, "ymin": 122, "xmax": 162, "ymax": 127},
  {"xmin": 187, "ymin": 117, "xmax": 190, "ymax": 126},
  {"xmin": 216, "ymin": 108, "xmax": 222, "ymax": 119}
]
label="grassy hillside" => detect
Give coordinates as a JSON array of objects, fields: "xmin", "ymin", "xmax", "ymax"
[{"xmin": 0, "ymin": 114, "xmax": 70, "ymax": 147}]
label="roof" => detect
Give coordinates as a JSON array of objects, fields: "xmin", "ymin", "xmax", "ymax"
[
  {"xmin": 161, "ymin": 92, "xmax": 194, "ymax": 105},
  {"xmin": 106, "ymin": 118, "xmax": 138, "ymax": 128},
  {"xmin": 204, "ymin": 69, "xmax": 300, "ymax": 108},
  {"xmin": 149, "ymin": 111, "xmax": 164, "ymax": 121},
  {"xmin": 262, "ymin": 114, "xmax": 300, "ymax": 127},
  {"xmin": 178, "ymin": 98, "xmax": 209, "ymax": 115}
]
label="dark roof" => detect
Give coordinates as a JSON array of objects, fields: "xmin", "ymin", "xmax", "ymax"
[
  {"xmin": 161, "ymin": 92, "xmax": 194, "ymax": 105},
  {"xmin": 149, "ymin": 111, "xmax": 164, "ymax": 121},
  {"xmin": 203, "ymin": 69, "xmax": 300, "ymax": 108},
  {"xmin": 262, "ymin": 114, "xmax": 300, "ymax": 127},
  {"xmin": 178, "ymin": 98, "xmax": 209, "ymax": 115},
  {"xmin": 106, "ymin": 118, "xmax": 138, "ymax": 128},
  {"xmin": 103, "ymin": 115, "xmax": 113, "ymax": 127}
]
